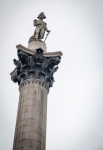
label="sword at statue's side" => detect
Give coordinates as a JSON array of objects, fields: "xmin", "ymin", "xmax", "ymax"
[{"xmin": 44, "ymin": 31, "xmax": 50, "ymax": 42}]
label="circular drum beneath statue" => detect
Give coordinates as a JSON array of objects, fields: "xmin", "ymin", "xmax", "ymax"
[{"xmin": 28, "ymin": 40, "xmax": 47, "ymax": 52}]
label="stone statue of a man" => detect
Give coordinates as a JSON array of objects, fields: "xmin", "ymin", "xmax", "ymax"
[{"xmin": 29, "ymin": 12, "xmax": 50, "ymax": 43}]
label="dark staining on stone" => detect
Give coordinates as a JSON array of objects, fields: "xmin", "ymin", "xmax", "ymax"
[{"xmin": 11, "ymin": 48, "xmax": 61, "ymax": 88}]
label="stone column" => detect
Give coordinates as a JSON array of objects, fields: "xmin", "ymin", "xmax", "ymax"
[
  {"xmin": 13, "ymin": 79, "xmax": 48, "ymax": 150},
  {"xmin": 10, "ymin": 45, "xmax": 62, "ymax": 150}
]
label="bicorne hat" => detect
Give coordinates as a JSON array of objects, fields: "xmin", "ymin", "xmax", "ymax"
[{"xmin": 37, "ymin": 12, "xmax": 46, "ymax": 19}]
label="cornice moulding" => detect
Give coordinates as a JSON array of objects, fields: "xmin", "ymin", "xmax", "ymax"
[{"xmin": 16, "ymin": 44, "xmax": 63, "ymax": 57}]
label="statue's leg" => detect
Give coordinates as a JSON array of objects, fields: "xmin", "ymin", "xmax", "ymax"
[
  {"xmin": 39, "ymin": 28, "xmax": 45, "ymax": 39},
  {"xmin": 35, "ymin": 32, "xmax": 39, "ymax": 40},
  {"xmin": 34, "ymin": 26, "xmax": 41, "ymax": 40}
]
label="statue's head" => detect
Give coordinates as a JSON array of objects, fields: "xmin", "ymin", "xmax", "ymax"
[{"xmin": 37, "ymin": 12, "xmax": 46, "ymax": 19}]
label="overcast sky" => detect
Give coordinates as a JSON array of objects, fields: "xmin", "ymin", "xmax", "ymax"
[{"xmin": 0, "ymin": 0, "xmax": 103, "ymax": 150}]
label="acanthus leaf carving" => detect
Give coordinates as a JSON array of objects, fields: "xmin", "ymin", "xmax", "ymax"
[{"xmin": 11, "ymin": 48, "xmax": 61, "ymax": 88}]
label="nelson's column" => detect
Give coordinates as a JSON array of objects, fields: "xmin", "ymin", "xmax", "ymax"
[{"xmin": 10, "ymin": 12, "xmax": 63, "ymax": 150}]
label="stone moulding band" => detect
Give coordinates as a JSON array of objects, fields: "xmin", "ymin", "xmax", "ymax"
[
  {"xmin": 16, "ymin": 44, "xmax": 63, "ymax": 57},
  {"xmin": 19, "ymin": 78, "xmax": 49, "ymax": 93},
  {"xmin": 16, "ymin": 44, "xmax": 34, "ymax": 55}
]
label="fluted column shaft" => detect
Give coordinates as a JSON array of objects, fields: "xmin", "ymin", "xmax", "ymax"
[{"xmin": 13, "ymin": 78, "xmax": 48, "ymax": 150}]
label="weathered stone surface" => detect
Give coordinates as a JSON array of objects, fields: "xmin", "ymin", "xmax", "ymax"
[
  {"xmin": 28, "ymin": 41, "xmax": 47, "ymax": 52},
  {"xmin": 11, "ymin": 34, "xmax": 62, "ymax": 150},
  {"xmin": 16, "ymin": 44, "xmax": 63, "ymax": 57},
  {"xmin": 28, "ymin": 12, "xmax": 50, "ymax": 43},
  {"xmin": 13, "ymin": 78, "xmax": 48, "ymax": 150},
  {"xmin": 10, "ymin": 48, "xmax": 61, "ymax": 88}
]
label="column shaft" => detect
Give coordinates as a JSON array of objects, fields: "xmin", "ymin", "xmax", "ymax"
[{"xmin": 13, "ymin": 78, "xmax": 48, "ymax": 150}]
